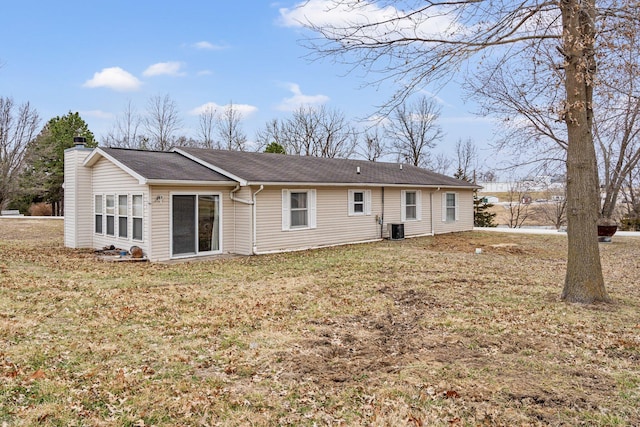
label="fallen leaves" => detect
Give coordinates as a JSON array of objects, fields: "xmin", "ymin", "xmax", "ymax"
[
  {"xmin": 28, "ymin": 368, "xmax": 46, "ymax": 380},
  {"xmin": 1, "ymin": 221, "xmax": 640, "ymax": 425}
]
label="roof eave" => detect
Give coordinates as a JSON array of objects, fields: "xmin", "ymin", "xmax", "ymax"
[
  {"xmin": 244, "ymin": 181, "xmax": 479, "ymax": 188},
  {"xmin": 145, "ymin": 179, "xmax": 237, "ymax": 186}
]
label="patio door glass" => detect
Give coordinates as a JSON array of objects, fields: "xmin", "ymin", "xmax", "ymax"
[{"xmin": 172, "ymin": 194, "xmax": 220, "ymax": 256}]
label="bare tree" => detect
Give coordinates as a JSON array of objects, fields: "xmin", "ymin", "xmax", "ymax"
[
  {"xmin": 255, "ymin": 106, "xmax": 358, "ymax": 158},
  {"xmin": 0, "ymin": 97, "xmax": 40, "ymax": 209},
  {"xmin": 103, "ymin": 101, "xmax": 143, "ymax": 148},
  {"xmin": 455, "ymin": 138, "xmax": 477, "ymax": 180},
  {"xmin": 504, "ymin": 181, "xmax": 531, "ymax": 229},
  {"xmin": 297, "ymin": 0, "xmax": 635, "ymax": 302},
  {"xmin": 595, "ymin": 16, "xmax": 640, "ymax": 220},
  {"xmin": 216, "ymin": 102, "xmax": 247, "ymax": 151},
  {"xmin": 255, "ymin": 119, "xmax": 288, "ymax": 152},
  {"xmin": 536, "ymin": 186, "xmax": 568, "ymax": 230},
  {"xmin": 467, "ymin": 9, "xmax": 640, "ymax": 225},
  {"xmin": 385, "ymin": 96, "xmax": 443, "ymax": 168},
  {"xmin": 144, "ymin": 94, "xmax": 182, "ymax": 151},
  {"xmin": 314, "ymin": 106, "xmax": 358, "ymax": 158},
  {"xmin": 197, "ymin": 106, "xmax": 217, "ymax": 149},
  {"xmin": 360, "ymin": 128, "xmax": 386, "ymax": 162}
]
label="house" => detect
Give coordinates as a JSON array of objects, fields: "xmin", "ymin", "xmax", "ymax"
[{"xmin": 64, "ymin": 145, "xmax": 479, "ymax": 261}]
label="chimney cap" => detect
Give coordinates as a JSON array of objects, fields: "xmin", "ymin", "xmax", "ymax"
[{"xmin": 73, "ymin": 136, "xmax": 86, "ymax": 148}]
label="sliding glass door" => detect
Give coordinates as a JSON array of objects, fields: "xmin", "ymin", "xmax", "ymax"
[{"xmin": 172, "ymin": 194, "xmax": 220, "ymax": 257}]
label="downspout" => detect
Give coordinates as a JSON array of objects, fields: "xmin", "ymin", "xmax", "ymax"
[
  {"xmin": 252, "ymin": 185, "xmax": 264, "ymax": 254},
  {"xmin": 229, "ymin": 185, "xmax": 264, "ymax": 255},
  {"xmin": 431, "ymin": 187, "xmax": 440, "ymax": 236},
  {"xmin": 230, "ymin": 185, "xmax": 253, "ymax": 205},
  {"xmin": 380, "ymin": 187, "xmax": 385, "ymax": 239}
]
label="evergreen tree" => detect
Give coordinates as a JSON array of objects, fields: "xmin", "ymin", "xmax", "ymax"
[
  {"xmin": 474, "ymin": 196, "xmax": 497, "ymax": 227},
  {"xmin": 21, "ymin": 112, "xmax": 96, "ymax": 215},
  {"xmin": 264, "ymin": 141, "xmax": 286, "ymax": 154},
  {"xmin": 454, "ymin": 167, "xmax": 496, "ymax": 227}
]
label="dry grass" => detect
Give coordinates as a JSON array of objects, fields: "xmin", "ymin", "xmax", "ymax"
[{"xmin": 1, "ymin": 218, "xmax": 639, "ymax": 426}]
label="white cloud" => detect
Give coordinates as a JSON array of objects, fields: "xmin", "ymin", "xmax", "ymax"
[
  {"xmin": 276, "ymin": 83, "xmax": 329, "ymax": 111},
  {"xmin": 279, "ymin": 0, "xmax": 460, "ymax": 39},
  {"xmin": 197, "ymin": 70, "xmax": 213, "ymax": 76},
  {"xmin": 143, "ymin": 61, "xmax": 186, "ymax": 77},
  {"xmin": 192, "ymin": 41, "xmax": 227, "ymax": 50},
  {"xmin": 189, "ymin": 102, "xmax": 258, "ymax": 117},
  {"xmin": 83, "ymin": 67, "xmax": 142, "ymax": 92}
]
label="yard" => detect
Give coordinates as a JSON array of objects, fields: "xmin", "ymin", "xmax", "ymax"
[{"xmin": 1, "ymin": 219, "xmax": 639, "ymax": 426}]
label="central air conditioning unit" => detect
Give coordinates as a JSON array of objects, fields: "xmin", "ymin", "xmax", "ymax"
[{"xmin": 388, "ymin": 223, "xmax": 404, "ymax": 240}]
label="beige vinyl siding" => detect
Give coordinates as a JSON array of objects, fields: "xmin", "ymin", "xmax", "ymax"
[
  {"xmin": 231, "ymin": 186, "xmax": 253, "ymax": 256},
  {"xmin": 147, "ymin": 185, "xmax": 237, "ymax": 261},
  {"xmin": 63, "ymin": 148, "xmax": 94, "ymax": 248},
  {"xmin": 432, "ymin": 190, "xmax": 475, "ymax": 234},
  {"xmin": 380, "ymin": 188, "xmax": 432, "ymax": 238},
  {"xmin": 91, "ymin": 158, "xmax": 150, "ymax": 254},
  {"xmin": 254, "ymin": 186, "xmax": 382, "ymax": 253}
]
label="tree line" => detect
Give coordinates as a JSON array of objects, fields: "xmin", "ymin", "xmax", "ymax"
[{"xmin": 2, "ymin": 93, "xmax": 489, "ymax": 216}]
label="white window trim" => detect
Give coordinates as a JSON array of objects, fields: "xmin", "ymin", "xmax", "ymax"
[
  {"xmin": 401, "ymin": 190, "xmax": 422, "ymax": 222},
  {"xmin": 94, "ymin": 194, "xmax": 103, "ymax": 235},
  {"xmin": 442, "ymin": 192, "xmax": 459, "ymax": 222},
  {"xmin": 118, "ymin": 194, "xmax": 129, "ymax": 239},
  {"xmin": 348, "ymin": 189, "xmax": 372, "ymax": 216},
  {"xmin": 105, "ymin": 194, "xmax": 115, "ymax": 236},
  {"xmin": 282, "ymin": 189, "xmax": 317, "ymax": 231},
  {"xmin": 132, "ymin": 194, "xmax": 144, "ymax": 241}
]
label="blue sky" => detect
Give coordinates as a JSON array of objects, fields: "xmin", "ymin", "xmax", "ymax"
[{"xmin": 0, "ymin": 1, "xmax": 497, "ymax": 168}]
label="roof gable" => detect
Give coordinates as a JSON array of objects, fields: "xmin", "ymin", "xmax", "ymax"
[{"xmin": 85, "ymin": 147, "xmax": 235, "ymax": 184}]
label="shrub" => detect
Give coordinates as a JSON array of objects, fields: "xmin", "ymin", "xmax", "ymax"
[{"xmin": 28, "ymin": 202, "xmax": 52, "ymax": 216}]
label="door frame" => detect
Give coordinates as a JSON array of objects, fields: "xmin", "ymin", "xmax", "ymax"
[{"xmin": 169, "ymin": 191, "xmax": 223, "ymax": 259}]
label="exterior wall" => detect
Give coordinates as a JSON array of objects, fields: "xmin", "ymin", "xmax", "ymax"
[
  {"xmin": 432, "ymin": 189, "xmax": 475, "ymax": 234},
  {"xmin": 231, "ymin": 186, "xmax": 253, "ymax": 256},
  {"xmin": 254, "ymin": 186, "xmax": 475, "ymax": 255},
  {"xmin": 147, "ymin": 185, "xmax": 238, "ymax": 261},
  {"xmin": 63, "ymin": 147, "xmax": 94, "ymax": 248},
  {"xmin": 380, "ymin": 187, "xmax": 433, "ymax": 238},
  {"xmin": 91, "ymin": 158, "xmax": 150, "ymax": 255},
  {"xmin": 254, "ymin": 186, "xmax": 383, "ymax": 254}
]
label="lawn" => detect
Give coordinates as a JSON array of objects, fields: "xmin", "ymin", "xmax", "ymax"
[{"xmin": 1, "ymin": 219, "xmax": 639, "ymax": 426}]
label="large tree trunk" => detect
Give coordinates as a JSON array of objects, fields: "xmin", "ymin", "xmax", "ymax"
[{"xmin": 560, "ymin": 0, "xmax": 609, "ymax": 303}]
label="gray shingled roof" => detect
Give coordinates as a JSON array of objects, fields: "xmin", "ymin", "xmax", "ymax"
[
  {"xmin": 99, "ymin": 147, "xmax": 234, "ymax": 182},
  {"xmin": 176, "ymin": 147, "xmax": 477, "ymax": 188},
  {"xmin": 95, "ymin": 146, "xmax": 478, "ymax": 188}
]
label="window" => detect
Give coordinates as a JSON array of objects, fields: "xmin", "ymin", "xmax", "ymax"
[
  {"xmin": 443, "ymin": 192, "xmax": 458, "ymax": 222},
  {"xmin": 132, "ymin": 195, "xmax": 143, "ymax": 241},
  {"xmin": 401, "ymin": 190, "xmax": 421, "ymax": 221},
  {"xmin": 94, "ymin": 195, "xmax": 103, "ymax": 234},
  {"xmin": 282, "ymin": 189, "xmax": 316, "ymax": 230},
  {"xmin": 348, "ymin": 190, "xmax": 372, "ymax": 216},
  {"xmin": 290, "ymin": 192, "xmax": 308, "ymax": 227},
  {"xmin": 118, "ymin": 195, "xmax": 128, "ymax": 238},
  {"xmin": 105, "ymin": 195, "xmax": 115, "ymax": 236}
]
